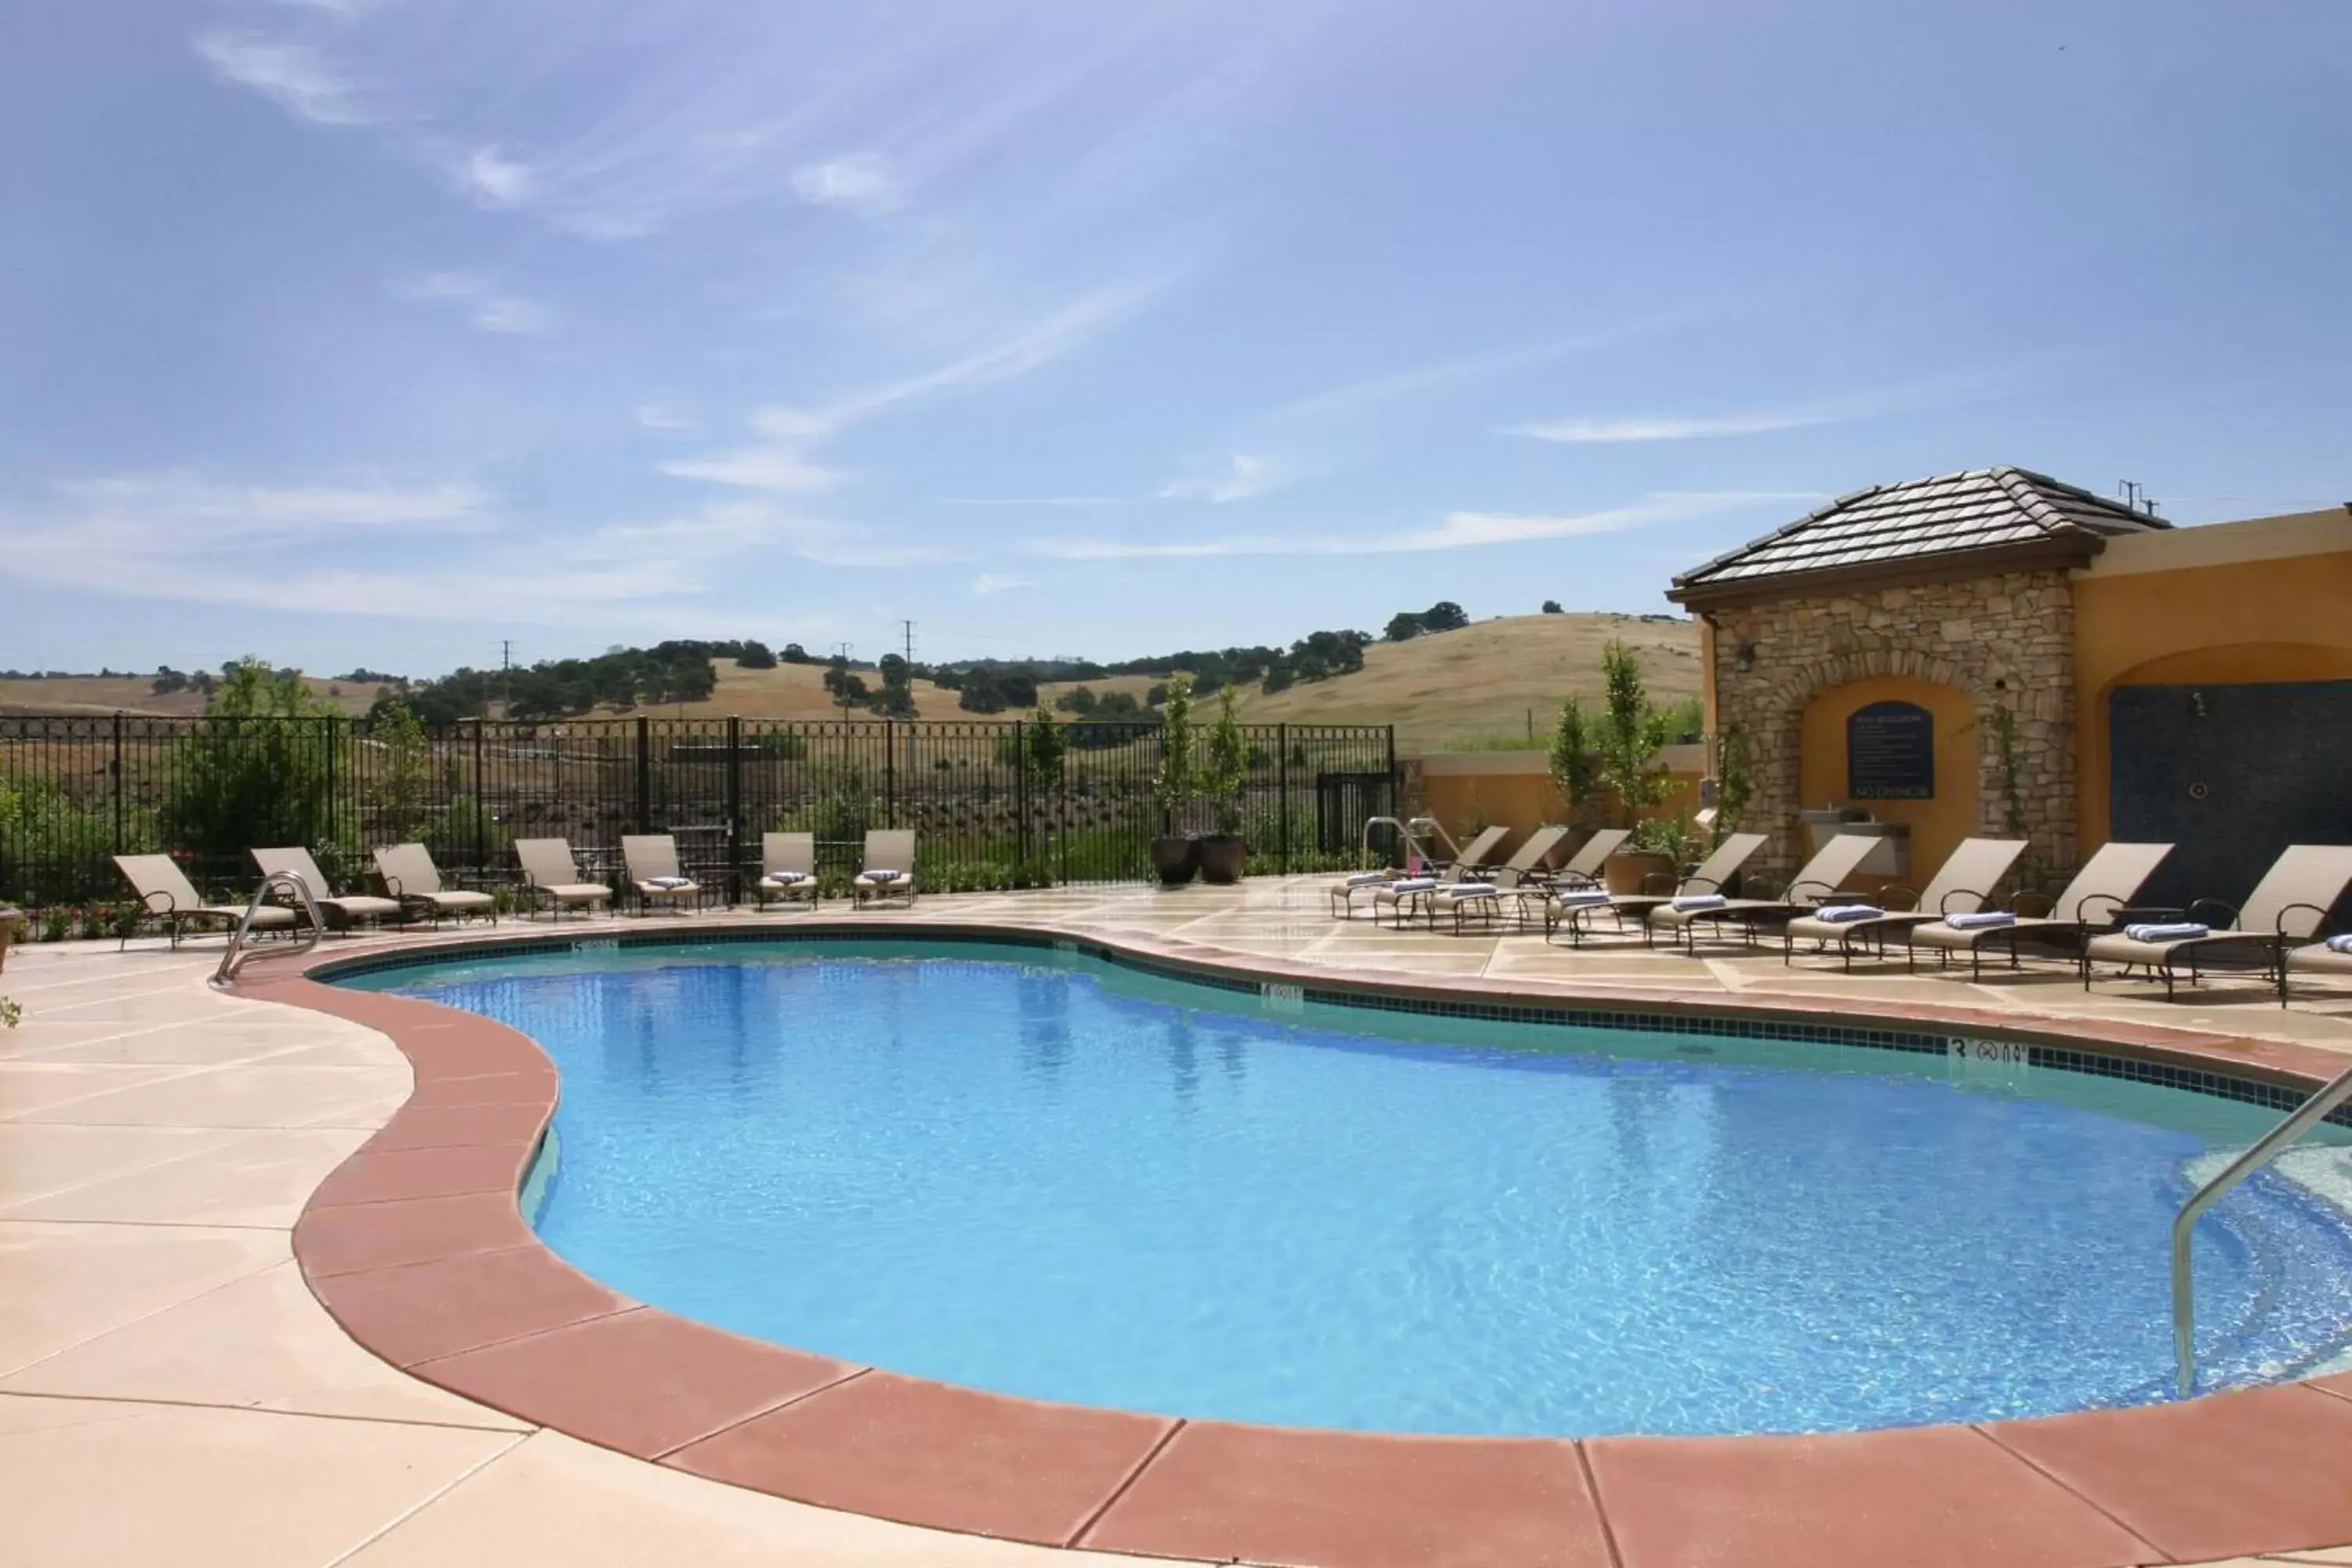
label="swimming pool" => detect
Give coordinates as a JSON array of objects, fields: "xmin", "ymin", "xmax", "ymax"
[{"xmin": 345, "ymin": 938, "xmax": 2352, "ymax": 1438}]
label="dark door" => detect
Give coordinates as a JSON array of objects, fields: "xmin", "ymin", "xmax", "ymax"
[
  {"xmin": 1316, "ymin": 771, "xmax": 1396, "ymax": 854},
  {"xmin": 2109, "ymin": 681, "xmax": 2352, "ymax": 923}
]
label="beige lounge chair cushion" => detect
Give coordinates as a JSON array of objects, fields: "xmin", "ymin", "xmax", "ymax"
[
  {"xmin": 421, "ymin": 888, "xmax": 497, "ymax": 913},
  {"xmin": 538, "ymin": 883, "xmax": 612, "ymax": 905},
  {"xmin": 634, "ymin": 880, "xmax": 699, "ymax": 902},
  {"xmin": 317, "ymin": 895, "xmax": 404, "ymax": 924},
  {"xmin": 2287, "ymin": 943, "xmax": 2352, "ymax": 976},
  {"xmin": 1911, "ymin": 916, "xmax": 2060, "ymax": 951}
]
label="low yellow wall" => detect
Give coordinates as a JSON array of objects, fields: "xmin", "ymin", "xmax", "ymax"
[
  {"xmin": 2074, "ymin": 514, "xmax": 2352, "ymax": 851},
  {"xmin": 1798, "ymin": 675, "xmax": 1981, "ymax": 888},
  {"xmin": 1414, "ymin": 748, "xmax": 1704, "ymax": 861}
]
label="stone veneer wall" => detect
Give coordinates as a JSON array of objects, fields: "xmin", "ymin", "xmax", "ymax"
[{"xmin": 1706, "ymin": 570, "xmax": 2078, "ymax": 885}]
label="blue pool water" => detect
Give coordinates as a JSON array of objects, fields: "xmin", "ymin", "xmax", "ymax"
[{"xmin": 347, "ymin": 940, "xmax": 2352, "ymax": 1436}]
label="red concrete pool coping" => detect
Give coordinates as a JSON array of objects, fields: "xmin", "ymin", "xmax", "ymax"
[{"xmin": 241, "ymin": 920, "xmax": 2352, "ymax": 1568}]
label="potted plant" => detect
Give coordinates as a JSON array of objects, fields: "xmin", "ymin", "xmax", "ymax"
[
  {"xmin": 1592, "ymin": 640, "xmax": 1679, "ymax": 895},
  {"xmin": 1151, "ymin": 673, "xmax": 1202, "ymax": 884},
  {"xmin": 1196, "ymin": 688, "xmax": 1250, "ymax": 884}
]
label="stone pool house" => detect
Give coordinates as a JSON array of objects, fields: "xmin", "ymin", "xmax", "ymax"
[{"xmin": 1667, "ymin": 467, "xmax": 2352, "ymax": 913}]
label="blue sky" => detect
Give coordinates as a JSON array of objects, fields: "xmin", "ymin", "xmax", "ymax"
[{"xmin": 3, "ymin": 0, "xmax": 2346, "ymax": 676}]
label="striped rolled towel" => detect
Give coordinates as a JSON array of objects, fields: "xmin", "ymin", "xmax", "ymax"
[
  {"xmin": 1444, "ymin": 883, "xmax": 1501, "ymax": 899},
  {"xmin": 1343, "ymin": 871, "xmax": 1388, "ymax": 887},
  {"xmin": 1670, "ymin": 893, "xmax": 1727, "ymax": 912},
  {"xmin": 2329, "ymin": 934, "xmax": 2352, "ymax": 955},
  {"xmin": 1554, "ymin": 889, "xmax": 1612, "ymax": 909},
  {"xmin": 1385, "ymin": 877, "xmax": 1438, "ymax": 895},
  {"xmin": 1944, "ymin": 911, "xmax": 2017, "ymax": 931},
  {"xmin": 1813, "ymin": 905, "xmax": 1885, "ymax": 924},
  {"xmin": 2125, "ymin": 922, "xmax": 2209, "ymax": 942}
]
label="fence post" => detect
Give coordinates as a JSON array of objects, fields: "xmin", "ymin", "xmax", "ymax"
[
  {"xmin": 322, "ymin": 717, "xmax": 338, "ymax": 856},
  {"xmin": 111, "ymin": 712, "xmax": 125, "ymax": 855},
  {"xmin": 1277, "ymin": 723, "xmax": 1290, "ymax": 876},
  {"xmin": 1014, "ymin": 720, "xmax": 1029, "ymax": 882},
  {"xmin": 633, "ymin": 717, "xmax": 652, "ymax": 833},
  {"xmin": 472, "ymin": 720, "xmax": 488, "ymax": 878},
  {"xmin": 726, "ymin": 716, "xmax": 743, "ymax": 907},
  {"xmin": 884, "ymin": 722, "xmax": 898, "ymax": 829},
  {"xmin": 1386, "ymin": 724, "xmax": 1398, "ymax": 822}
]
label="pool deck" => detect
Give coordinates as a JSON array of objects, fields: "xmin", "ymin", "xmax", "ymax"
[{"xmin": 6, "ymin": 873, "xmax": 2352, "ymax": 1568}]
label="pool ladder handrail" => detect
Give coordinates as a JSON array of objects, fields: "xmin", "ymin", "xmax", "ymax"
[
  {"xmin": 2172, "ymin": 1058, "xmax": 2352, "ymax": 1394},
  {"xmin": 1362, "ymin": 816, "xmax": 1459, "ymax": 867},
  {"xmin": 213, "ymin": 870, "xmax": 325, "ymax": 988}
]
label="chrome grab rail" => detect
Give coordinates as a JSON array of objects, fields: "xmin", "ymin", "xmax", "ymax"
[
  {"xmin": 213, "ymin": 870, "xmax": 325, "ymax": 987},
  {"xmin": 2172, "ymin": 1060, "xmax": 2352, "ymax": 1394},
  {"xmin": 1362, "ymin": 816, "xmax": 1459, "ymax": 867}
]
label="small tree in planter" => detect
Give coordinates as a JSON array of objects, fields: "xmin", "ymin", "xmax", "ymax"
[
  {"xmin": 1548, "ymin": 695, "xmax": 1598, "ymax": 826},
  {"xmin": 1151, "ymin": 673, "xmax": 1201, "ymax": 884},
  {"xmin": 1018, "ymin": 702, "xmax": 1067, "ymax": 887},
  {"xmin": 1196, "ymin": 687, "xmax": 1250, "ymax": 884},
  {"xmin": 1593, "ymin": 640, "xmax": 1679, "ymax": 891}
]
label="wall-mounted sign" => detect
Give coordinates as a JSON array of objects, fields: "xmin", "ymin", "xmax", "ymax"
[{"xmin": 1848, "ymin": 701, "xmax": 1934, "ymax": 799}]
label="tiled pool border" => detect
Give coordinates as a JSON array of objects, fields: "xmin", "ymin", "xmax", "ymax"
[{"xmin": 249, "ymin": 916, "xmax": 2352, "ymax": 1568}]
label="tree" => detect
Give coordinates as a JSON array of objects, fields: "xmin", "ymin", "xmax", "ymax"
[
  {"xmin": 1422, "ymin": 600, "xmax": 1469, "ymax": 633},
  {"xmin": 1541, "ymin": 600, "xmax": 1563, "ymax": 615},
  {"xmin": 957, "ymin": 670, "xmax": 1009, "ymax": 713},
  {"xmin": 1593, "ymin": 640, "xmax": 1674, "ymax": 830},
  {"xmin": 151, "ymin": 666, "xmax": 187, "ymax": 695},
  {"xmin": 1153, "ymin": 673, "xmax": 1199, "ymax": 828},
  {"xmin": 1199, "ymin": 687, "xmax": 1250, "ymax": 834},
  {"xmin": 371, "ymin": 698, "xmax": 434, "ymax": 845},
  {"xmin": 165, "ymin": 659, "xmax": 337, "ymax": 880},
  {"xmin": 781, "ymin": 643, "xmax": 811, "ymax": 664},
  {"xmin": 1385, "ymin": 612, "xmax": 1425, "ymax": 642},
  {"xmin": 1548, "ymin": 696, "xmax": 1597, "ymax": 825},
  {"xmin": 1055, "ymin": 686, "xmax": 1099, "ymax": 717},
  {"xmin": 869, "ymin": 654, "xmax": 918, "ymax": 719},
  {"xmin": 736, "ymin": 640, "xmax": 778, "ymax": 670}
]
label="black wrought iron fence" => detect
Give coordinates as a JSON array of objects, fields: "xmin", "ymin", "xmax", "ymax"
[{"xmin": 0, "ymin": 713, "xmax": 1395, "ymax": 909}]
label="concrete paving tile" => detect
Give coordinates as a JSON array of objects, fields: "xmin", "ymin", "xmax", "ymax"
[
  {"xmin": 3, "ymin": 1127, "xmax": 372, "ymax": 1225},
  {"xmin": 0, "ymin": 1062, "xmax": 198, "ymax": 1120},
  {"xmin": 1, "ymin": 1261, "xmax": 529, "ymax": 1429},
  {"xmin": 1586, "ymin": 1425, "xmax": 2158, "ymax": 1568},
  {"xmin": 296, "ymin": 1190, "xmax": 535, "ymax": 1276},
  {"xmin": 415, "ymin": 1306, "xmax": 859, "ymax": 1456},
  {"xmin": 346, "ymin": 1429, "xmax": 1157, "ymax": 1566},
  {"xmin": 7, "ymin": 1062, "xmax": 411, "ymax": 1128},
  {"xmin": 1984, "ymin": 1385, "xmax": 2352, "ymax": 1562},
  {"xmin": 666, "ymin": 1369, "xmax": 1175, "ymax": 1546},
  {"xmin": 0, "ymin": 1123, "xmax": 244, "ymax": 1207},
  {"xmin": 0, "ymin": 1396, "xmax": 521, "ymax": 1568},
  {"xmin": 2269, "ymin": 1550, "xmax": 2352, "ymax": 1564},
  {"xmin": 0, "ymin": 1219, "xmax": 287, "ymax": 1376},
  {"xmin": 1082, "ymin": 1421, "xmax": 1610, "ymax": 1568},
  {"xmin": 312, "ymin": 1245, "xmax": 633, "ymax": 1367}
]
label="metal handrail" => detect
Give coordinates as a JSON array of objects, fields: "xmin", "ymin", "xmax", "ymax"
[
  {"xmin": 213, "ymin": 870, "xmax": 325, "ymax": 987},
  {"xmin": 2172, "ymin": 1060, "xmax": 2352, "ymax": 1394},
  {"xmin": 1362, "ymin": 816, "xmax": 1460, "ymax": 866}
]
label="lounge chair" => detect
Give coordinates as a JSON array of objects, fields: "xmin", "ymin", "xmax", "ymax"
[
  {"xmin": 1329, "ymin": 826, "xmax": 1510, "ymax": 918},
  {"xmin": 1547, "ymin": 832, "xmax": 1769, "ymax": 947},
  {"xmin": 1367, "ymin": 826, "xmax": 1527, "ymax": 928},
  {"xmin": 753, "ymin": 832, "xmax": 821, "ymax": 909},
  {"xmin": 1906, "ymin": 841, "xmax": 2175, "ymax": 979},
  {"xmin": 1644, "ymin": 832, "xmax": 1882, "ymax": 951},
  {"xmin": 854, "ymin": 829, "xmax": 917, "ymax": 908},
  {"xmin": 514, "ymin": 839, "xmax": 613, "ymax": 920},
  {"xmin": 1433, "ymin": 826, "xmax": 1574, "ymax": 934},
  {"xmin": 621, "ymin": 835, "xmax": 704, "ymax": 914},
  {"xmin": 2082, "ymin": 845, "xmax": 2352, "ymax": 1000},
  {"xmin": 1782, "ymin": 837, "xmax": 2027, "ymax": 971},
  {"xmin": 372, "ymin": 843, "xmax": 499, "ymax": 927},
  {"xmin": 113, "ymin": 854, "xmax": 298, "ymax": 949},
  {"xmin": 250, "ymin": 847, "xmax": 403, "ymax": 933},
  {"xmin": 2282, "ymin": 934, "xmax": 2352, "ymax": 1007},
  {"xmin": 1492, "ymin": 826, "xmax": 1635, "ymax": 931}
]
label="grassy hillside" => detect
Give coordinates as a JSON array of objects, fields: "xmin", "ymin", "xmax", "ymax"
[{"xmin": 0, "ymin": 675, "xmax": 392, "ymax": 719}]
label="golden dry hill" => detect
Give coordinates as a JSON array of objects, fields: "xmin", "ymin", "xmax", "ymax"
[{"xmin": 0, "ymin": 674, "xmax": 392, "ymax": 719}]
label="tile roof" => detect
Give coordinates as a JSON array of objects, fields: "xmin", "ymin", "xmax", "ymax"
[{"xmin": 1673, "ymin": 467, "xmax": 2166, "ymax": 593}]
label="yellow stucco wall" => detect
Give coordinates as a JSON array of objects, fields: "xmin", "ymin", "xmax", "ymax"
[
  {"xmin": 2074, "ymin": 540, "xmax": 2352, "ymax": 851},
  {"xmin": 1798, "ymin": 675, "xmax": 1982, "ymax": 887},
  {"xmin": 1414, "ymin": 750, "xmax": 1704, "ymax": 858}
]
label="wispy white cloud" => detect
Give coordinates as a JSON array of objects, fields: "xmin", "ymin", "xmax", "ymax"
[
  {"xmin": 192, "ymin": 32, "xmax": 377, "ymax": 126},
  {"xmin": 1027, "ymin": 491, "xmax": 1814, "ymax": 560},
  {"xmin": 940, "ymin": 495, "xmax": 1122, "ymax": 507},
  {"xmin": 1265, "ymin": 313, "xmax": 1700, "ymax": 425},
  {"xmin": 459, "ymin": 146, "xmax": 534, "ymax": 208},
  {"xmin": 655, "ymin": 445, "xmax": 844, "ymax": 493},
  {"xmin": 1159, "ymin": 452, "xmax": 1286, "ymax": 504},
  {"xmin": 49, "ymin": 474, "xmax": 492, "ymax": 539},
  {"xmin": 394, "ymin": 272, "xmax": 556, "ymax": 336},
  {"xmin": 1513, "ymin": 379, "xmax": 1973, "ymax": 445},
  {"xmin": 971, "ymin": 572, "xmax": 1036, "ymax": 596},
  {"xmin": 792, "ymin": 154, "xmax": 902, "ymax": 213},
  {"xmin": 633, "ymin": 403, "xmax": 691, "ymax": 433}
]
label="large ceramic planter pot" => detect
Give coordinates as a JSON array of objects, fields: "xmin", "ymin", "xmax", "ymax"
[
  {"xmin": 1151, "ymin": 836, "xmax": 1201, "ymax": 885},
  {"xmin": 1602, "ymin": 849, "xmax": 1676, "ymax": 896},
  {"xmin": 1197, "ymin": 834, "xmax": 1247, "ymax": 885}
]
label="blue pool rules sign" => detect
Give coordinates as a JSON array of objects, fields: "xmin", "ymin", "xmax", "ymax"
[{"xmin": 1847, "ymin": 701, "xmax": 1934, "ymax": 799}]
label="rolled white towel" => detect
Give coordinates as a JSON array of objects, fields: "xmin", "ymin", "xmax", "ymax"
[
  {"xmin": 644, "ymin": 875, "xmax": 694, "ymax": 890},
  {"xmin": 863, "ymin": 868, "xmax": 906, "ymax": 884},
  {"xmin": 1444, "ymin": 883, "xmax": 1501, "ymax": 899},
  {"xmin": 764, "ymin": 870, "xmax": 811, "ymax": 885},
  {"xmin": 1671, "ymin": 893, "xmax": 1728, "ymax": 912},
  {"xmin": 1343, "ymin": 871, "xmax": 1388, "ymax": 887},
  {"xmin": 2329, "ymin": 934, "xmax": 2352, "ymax": 955},
  {"xmin": 1944, "ymin": 910, "xmax": 2017, "ymax": 931},
  {"xmin": 2125, "ymin": 922, "xmax": 2209, "ymax": 942},
  {"xmin": 1383, "ymin": 877, "xmax": 1439, "ymax": 895},
  {"xmin": 1813, "ymin": 904, "xmax": 1885, "ymax": 924},
  {"xmin": 1554, "ymin": 889, "xmax": 1612, "ymax": 909}
]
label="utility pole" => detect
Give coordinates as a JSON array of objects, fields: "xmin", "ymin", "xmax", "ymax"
[
  {"xmin": 499, "ymin": 640, "xmax": 512, "ymax": 719},
  {"xmin": 902, "ymin": 620, "xmax": 916, "ymax": 667}
]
